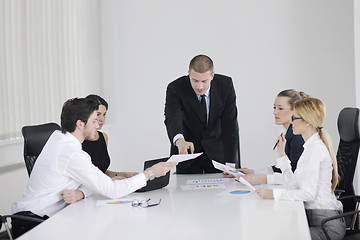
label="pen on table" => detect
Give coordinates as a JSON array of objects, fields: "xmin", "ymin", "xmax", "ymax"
[{"xmin": 272, "ymin": 133, "xmax": 283, "ymax": 150}]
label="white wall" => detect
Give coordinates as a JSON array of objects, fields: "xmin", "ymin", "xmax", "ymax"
[
  {"xmin": 0, "ymin": 166, "xmax": 28, "ymax": 213},
  {"xmin": 354, "ymin": 0, "xmax": 360, "ymax": 194},
  {"xmin": 101, "ymin": 0, "xmax": 356, "ymax": 174},
  {"xmin": 0, "ymin": 0, "xmax": 357, "ymax": 220}
]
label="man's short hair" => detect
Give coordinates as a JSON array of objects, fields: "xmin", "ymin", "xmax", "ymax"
[
  {"xmin": 60, "ymin": 98, "xmax": 99, "ymax": 133},
  {"xmin": 189, "ymin": 54, "xmax": 214, "ymax": 73}
]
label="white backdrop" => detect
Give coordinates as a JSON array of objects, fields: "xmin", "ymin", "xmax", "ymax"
[
  {"xmin": 0, "ymin": 0, "xmax": 358, "ymax": 220},
  {"xmin": 101, "ymin": 0, "xmax": 356, "ymax": 172}
]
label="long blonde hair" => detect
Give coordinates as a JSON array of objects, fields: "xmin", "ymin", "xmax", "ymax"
[{"xmin": 294, "ymin": 98, "xmax": 338, "ymax": 192}]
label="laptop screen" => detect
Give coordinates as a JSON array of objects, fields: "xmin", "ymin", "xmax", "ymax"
[{"xmin": 135, "ymin": 157, "xmax": 170, "ymax": 192}]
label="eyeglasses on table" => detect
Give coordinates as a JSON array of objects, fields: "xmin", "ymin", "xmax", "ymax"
[{"xmin": 131, "ymin": 198, "xmax": 161, "ymax": 208}]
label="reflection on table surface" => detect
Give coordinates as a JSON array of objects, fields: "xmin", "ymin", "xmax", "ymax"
[{"xmin": 18, "ymin": 173, "xmax": 311, "ymax": 240}]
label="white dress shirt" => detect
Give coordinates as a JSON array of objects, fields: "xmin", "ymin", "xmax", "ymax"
[
  {"xmin": 268, "ymin": 133, "xmax": 342, "ymax": 210},
  {"xmin": 13, "ymin": 131, "xmax": 146, "ymax": 216}
]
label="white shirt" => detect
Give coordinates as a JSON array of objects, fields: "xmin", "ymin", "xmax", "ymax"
[
  {"xmin": 268, "ymin": 133, "xmax": 342, "ymax": 210},
  {"xmin": 13, "ymin": 131, "xmax": 146, "ymax": 216}
]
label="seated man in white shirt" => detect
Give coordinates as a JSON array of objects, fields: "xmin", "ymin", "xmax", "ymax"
[{"xmin": 12, "ymin": 97, "xmax": 177, "ymax": 238}]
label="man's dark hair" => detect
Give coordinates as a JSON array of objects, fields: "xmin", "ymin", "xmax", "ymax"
[
  {"xmin": 189, "ymin": 54, "xmax": 214, "ymax": 73},
  {"xmin": 60, "ymin": 98, "xmax": 99, "ymax": 133},
  {"xmin": 85, "ymin": 94, "xmax": 108, "ymax": 110}
]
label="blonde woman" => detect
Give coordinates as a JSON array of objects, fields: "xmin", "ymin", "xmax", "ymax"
[
  {"xmin": 257, "ymin": 98, "xmax": 345, "ymax": 240},
  {"xmin": 224, "ymin": 89, "xmax": 307, "ymax": 185}
]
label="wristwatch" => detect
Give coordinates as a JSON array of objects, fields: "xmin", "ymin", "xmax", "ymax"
[{"xmin": 147, "ymin": 169, "xmax": 155, "ymax": 181}]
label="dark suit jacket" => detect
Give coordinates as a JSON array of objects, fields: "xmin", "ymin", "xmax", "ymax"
[
  {"xmin": 272, "ymin": 124, "xmax": 304, "ymax": 173},
  {"xmin": 164, "ymin": 74, "xmax": 239, "ymax": 169}
]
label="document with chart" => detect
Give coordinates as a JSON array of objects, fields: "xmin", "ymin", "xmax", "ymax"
[{"xmin": 212, "ymin": 160, "xmax": 256, "ymax": 191}]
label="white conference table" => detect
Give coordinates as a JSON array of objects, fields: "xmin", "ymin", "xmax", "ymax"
[{"xmin": 18, "ymin": 173, "xmax": 311, "ymax": 240}]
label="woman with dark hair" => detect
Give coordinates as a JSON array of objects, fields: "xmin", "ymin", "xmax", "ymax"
[{"xmin": 82, "ymin": 94, "xmax": 135, "ymax": 178}]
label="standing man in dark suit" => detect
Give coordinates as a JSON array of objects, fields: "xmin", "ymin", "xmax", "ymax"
[{"xmin": 164, "ymin": 54, "xmax": 240, "ymax": 174}]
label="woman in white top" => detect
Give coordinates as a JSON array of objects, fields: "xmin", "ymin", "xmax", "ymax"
[
  {"xmin": 223, "ymin": 89, "xmax": 307, "ymax": 185},
  {"xmin": 256, "ymin": 97, "xmax": 345, "ymax": 240}
]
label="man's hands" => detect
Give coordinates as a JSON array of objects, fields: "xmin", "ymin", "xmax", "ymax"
[
  {"xmin": 60, "ymin": 190, "xmax": 84, "ymax": 204},
  {"xmin": 143, "ymin": 162, "xmax": 178, "ymax": 181},
  {"xmin": 175, "ymin": 138, "xmax": 194, "ymax": 154}
]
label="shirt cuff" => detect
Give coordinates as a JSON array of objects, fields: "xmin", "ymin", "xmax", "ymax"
[
  {"xmin": 78, "ymin": 185, "xmax": 92, "ymax": 198},
  {"xmin": 275, "ymin": 155, "xmax": 291, "ymax": 172},
  {"xmin": 173, "ymin": 134, "xmax": 184, "ymax": 146},
  {"xmin": 273, "ymin": 189, "xmax": 283, "ymax": 200},
  {"xmin": 138, "ymin": 172, "xmax": 147, "ymax": 185},
  {"xmin": 266, "ymin": 174, "xmax": 275, "ymax": 185},
  {"xmin": 266, "ymin": 173, "xmax": 284, "ymax": 185}
]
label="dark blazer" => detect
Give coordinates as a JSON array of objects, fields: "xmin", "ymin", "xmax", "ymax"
[
  {"xmin": 164, "ymin": 74, "xmax": 239, "ymax": 172},
  {"xmin": 272, "ymin": 124, "xmax": 304, "ymax": 173}
]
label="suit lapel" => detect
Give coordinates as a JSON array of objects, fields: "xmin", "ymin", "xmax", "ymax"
[
  {"xmin": 208, "ymin": 81, "xmax": 220, "ymax": 125},
  {"xmin": 184, "ymin": 76, "xmax": 206, "ymax": 124}
]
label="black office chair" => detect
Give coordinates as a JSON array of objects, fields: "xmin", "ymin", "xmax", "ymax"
[
  {"xmin": 21, "ymin": 122, "xmax": 61, "ymax": 176},
  {"xmin": 336, "ymin": 107, "xmax": 360, "ymax": 211},
  {"xmin": 0, "ymin": 123, "xmax": 58, "ymax": 239},
  {"xmin": 0, "ymin": 214, "xmax": 45, "ymax": 240},
  {"xmin": 321, "ymin": 195, "xmax": 360, "ymax": 240}
]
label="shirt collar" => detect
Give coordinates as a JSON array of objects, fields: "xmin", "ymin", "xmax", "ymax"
[
  {"xmin": 303, "ymin": 132, "xmax": 320, "ymax": 149},
  {"xmin": 65, "ymin": 131, "xmax": 82, "ymax": 148},
  {"xmin": 196, "ymin": 85, "xmax": 211, "ymax": 98}
]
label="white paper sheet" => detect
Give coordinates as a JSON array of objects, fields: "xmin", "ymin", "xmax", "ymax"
[
  {"xmin": 211, "ymin": 160, "xmax": 244, "ymax": 177},
  {"xmin": 212, "ymin": 160, "xmax": 256, "ymax": 191},
  {"xmin": 167, "ymin": 152, "xmax": 203, "ymax": 163},
  {"xmin": 235, "ymin": 178, "xmax": 256, "ymax": 191},
  {"xmin": 180, "ymin": 184, "xmax": 226, "ymax": 190},
  {"xmin": 186, "ymin": 178, "xmax": 230, "ymax": 184}
]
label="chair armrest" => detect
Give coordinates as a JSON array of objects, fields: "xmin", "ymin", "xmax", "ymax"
[
  {"xmin": 1, "ymin": 214, "xmax": 45, "ymax": 224},
  {"xmin": 1, "ymin": 214, "xmax": 45, "ymax": 239},
  {"xmin": 339, "ymin": 195, "xmax": 360, "ymax": 202},
  {"xmin": 321, "ymin": 210, "xmax": 360, "ymax": 240},
  {"xmin": 335, "ymin": 189, "xmax": 345, "ymax": 198}
]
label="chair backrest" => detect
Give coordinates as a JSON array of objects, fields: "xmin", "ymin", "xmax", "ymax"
[
  {"xmin": 21, "ymin": 122, "xmax": 61, "ymax": 176},
  {"xmin": 0, "ymin": 214, "xmax": 45, "ymax": 239},
  {"xmin": 336, "ymin": 107, "xmax": 360, "ymax": 212}
]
